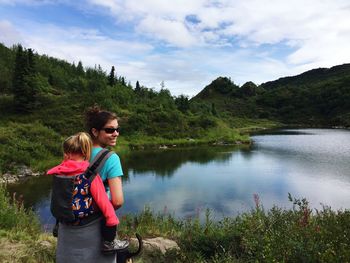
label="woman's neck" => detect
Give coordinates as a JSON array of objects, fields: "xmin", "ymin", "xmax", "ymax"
[{"xmin": 93, "ymin": 142, "xmax": 106, "ymax": 148}]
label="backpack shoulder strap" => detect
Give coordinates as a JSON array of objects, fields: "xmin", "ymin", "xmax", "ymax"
[{"xmin": 85, "ymin": 148, "xmax": 113, "ymax": 181}]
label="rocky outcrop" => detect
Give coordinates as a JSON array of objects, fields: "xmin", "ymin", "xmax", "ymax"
[
  {"xmin": 0, "ymin": 165, "xmax": 41, "ymax": 184},
  {"xmin": 130, "ymin": 236, "xmax": 180, "ymax": 255}
]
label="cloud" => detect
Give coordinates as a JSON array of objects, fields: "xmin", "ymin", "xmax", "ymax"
[
  {"xmin": 0, "ymin": 20, "xmax": 23, "ymax": 46},
  {"xmin": 136, "ymin": 16, "xmax": 197, "ymax": 47},
  {"xmin": 1, "ymin": 0, "xmax": 350, "ymax": 96}
]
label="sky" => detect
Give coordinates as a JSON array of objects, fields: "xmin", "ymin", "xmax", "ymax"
[{"xmin": 1, "ymin": 0, "xmax": 350, "ymax": 97}]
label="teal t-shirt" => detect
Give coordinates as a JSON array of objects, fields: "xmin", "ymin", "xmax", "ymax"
[{"xmin": 90, "ymin": 147, "xmax": 123, "ymax": 181}]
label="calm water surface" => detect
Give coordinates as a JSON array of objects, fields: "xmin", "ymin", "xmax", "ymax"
[{"xmin": 7, "ymin": 128, "xmax": 350, "ymax": 229}]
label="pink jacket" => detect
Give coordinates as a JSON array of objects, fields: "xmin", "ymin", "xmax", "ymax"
[{"xmin": 47, "ymin": 160, "xmax": 119, "ymax": 226}]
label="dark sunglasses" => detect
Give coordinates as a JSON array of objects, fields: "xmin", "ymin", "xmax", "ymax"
[{"xmin": 101, "ymin": 127, "xmax": 120, "ymax": 134}]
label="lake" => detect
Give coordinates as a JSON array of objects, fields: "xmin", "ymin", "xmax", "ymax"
[{"xmin": 7, "ymin": 128, "xmax": 350, "ymax": 229}]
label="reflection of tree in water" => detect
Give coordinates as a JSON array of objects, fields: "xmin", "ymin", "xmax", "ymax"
[
  {"xmin": 122, "ymin": 145, "xmax": 244, "ymax": 178},
  {"xmin": 6, "ymin": 175, "xmax": 52, "ymax": 209}
]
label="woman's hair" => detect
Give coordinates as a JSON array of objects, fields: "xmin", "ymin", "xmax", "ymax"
[
  {"xmin": 85, "ymin": 105, "xmax": 117, "ymax": 138},
  {"xmin": 63, "ymin": 132, "xmax": 92, "ymax": 160}
]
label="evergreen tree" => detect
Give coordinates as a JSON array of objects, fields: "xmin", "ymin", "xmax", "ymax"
[
  {"xmin": 76, "ymin": 61, "xmax": 84, "ymax": 76},
  {"xmin": 120, "ymin": 76, "xmax": 126, "ymax": 86},
  {"xmin": 135, "ymin": 80, "xmax": 141, "ymax": 92},
  {"xmin": 175, "ymin": 94, "xmax": 190, "ymax": 112},
  {"xmin": 12, "ymin": 46, "xmax": 37, "ymax": 112},
  {"xmin": 25, "ymin": 48, "xmax": 37, "ymax": 107},
  {"xmin": 108, "ymin": 66, "xmax": 116, "ymax": 86}
]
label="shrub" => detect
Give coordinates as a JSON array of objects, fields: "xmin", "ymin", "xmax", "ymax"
[{"xmin": 0, "ymin": 121, "xmax": 61, "ymax": 173}]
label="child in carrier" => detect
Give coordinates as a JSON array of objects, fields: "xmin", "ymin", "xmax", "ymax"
[{"xmin": 47, "ymin": 132, "xmax": 129, "ymax": 254}]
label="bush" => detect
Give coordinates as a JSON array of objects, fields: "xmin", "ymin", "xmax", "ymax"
[
  {"xmin": 0, "ymin": 185, "xmax": 40, "ymax": 235},
  {"xmin": 0, "ymin": 121, "xmax": 61, "ymax": 173}
]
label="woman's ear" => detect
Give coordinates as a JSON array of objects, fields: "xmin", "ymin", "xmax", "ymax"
[
  {"xmin": 91, "ymin": 128, "xmax": 99, "ymax": 138},
  {"xmin": 63, "ymin": 153, "xmax": 70, "ymax": 160}
]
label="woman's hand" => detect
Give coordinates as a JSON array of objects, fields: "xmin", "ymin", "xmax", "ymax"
[{"xmin": 108, "ymin": 177, "xmax": 124, "ymax": 209}]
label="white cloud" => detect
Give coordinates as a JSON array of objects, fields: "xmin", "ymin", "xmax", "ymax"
[
  {"xmin": 136, "ymin": 16, "xmax": 197, "ymax": 47},
  {"xmin": 1, "ymin": 0, "xmax": 350, "ymax": 96},
  {"xmin": 0, "ymin": 20, "xmax": 23, "ymax": 46}
]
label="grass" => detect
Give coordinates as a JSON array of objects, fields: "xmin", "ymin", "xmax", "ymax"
[
  {"xmin": 1, "ymin": 183, "xmax": 350, "ymax": 262},
  {"xmin": 117, "ymin": 194, "xmax": 350, "ymax": 262},
  {"xmin": 0, "ymin": 185, "xmax": 56, "ymax": 263}
]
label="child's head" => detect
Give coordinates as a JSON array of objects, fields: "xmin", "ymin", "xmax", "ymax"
[{"xmin": 63, "ymin": 132, "xmax": 92, "ymax": 161}]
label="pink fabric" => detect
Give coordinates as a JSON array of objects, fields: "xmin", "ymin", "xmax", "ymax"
[{"xmin": 47, "ymin": 160, "xmax": 119, "ymax": 226}]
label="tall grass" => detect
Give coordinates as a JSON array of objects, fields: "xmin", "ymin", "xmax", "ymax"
[
  {"xmin": 119, "ymin": 195, "xmax": 350, "ymax": 262},
  {"xmin": 2, "ymin": 183, "xmax": 350, "ymax": 262},
  {"xmin": 0, "ymin": 185, "xmax": 55, "ymax": 262}
]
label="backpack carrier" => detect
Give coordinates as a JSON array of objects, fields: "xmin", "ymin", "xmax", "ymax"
[{"xmin": 50, "ymin": 149, "xmax": 112, "ymax": 225}]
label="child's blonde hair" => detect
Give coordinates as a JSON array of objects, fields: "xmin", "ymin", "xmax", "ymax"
[{"xmin": 63, "ymin": 132, "xmax": 92, "ymax": 160}]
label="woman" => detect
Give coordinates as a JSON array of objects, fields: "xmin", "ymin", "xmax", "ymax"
[{"xmin": 55, "ymin": 106, "xmax": 125, "ymax": 263}]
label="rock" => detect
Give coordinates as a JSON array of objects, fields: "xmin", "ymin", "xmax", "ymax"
[
  {"xmin": 0, "ymin": 173, "xmax": 18, "ymax": 184},
  {"xmin": 130, "ymin": 237, "xmax": 180, "ymax": 255},
  {"xmin": 0, "ymin": 165, "xmax": 42, "ymax": 184}
]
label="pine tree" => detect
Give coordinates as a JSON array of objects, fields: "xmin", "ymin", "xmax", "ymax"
[
  {"xmin": 12, "ymin": 46, "xmax": 37, "ymax": 112},
  {"xmin": 76, "ymin": 61, "xmax": 84, "ymax": 76},
  {"xmin": 108, "ymin": 66, "xmax": 116, "ymax": 86},
  {"xmin": 135, "ymin": 80, "xmax": 141, "ymax": 92}
]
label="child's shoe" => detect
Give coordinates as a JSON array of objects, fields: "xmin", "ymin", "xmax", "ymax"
[{"xmin": 102, "ymin": 239, "xmax": 129, "ymax": 254}]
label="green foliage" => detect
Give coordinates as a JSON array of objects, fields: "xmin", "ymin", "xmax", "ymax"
[
  {"xmin": 0, "ymin": 185, "xmax": 40, "ymax": 235},
  {"xmin": 0, "ymin": 43, "xmax": 15, "ymax": 94},
  {"xmin": 175, "ymin": 94, "xmax": 190, "ymax": 113},
  {"xmin": 118, "ymin": 195, "xmax": 350, "ymax": 262},
  {"xmin": 0, "ymin": 122, "xmax": 61, "ymax": 173},
  {"xmin": 0, "ymin": 185, "xmax": 55, "ymax": 262},
  {"xmin": 12, "ymin": 45, "xmax": 38, "ymax": 112}
]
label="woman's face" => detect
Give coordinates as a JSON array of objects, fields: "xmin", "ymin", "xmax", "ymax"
[{"xmin": 92, "ymin": 119, "xmax": 119, "ymax": 148}]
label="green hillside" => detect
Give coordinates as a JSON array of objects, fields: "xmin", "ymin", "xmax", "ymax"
[
  {"xmin": 1, "ymin": 42, "xmax": 349, "ymax": 173},
  {"xmin": 192, "ymin": 65, "xmax": 350, "ymax": 126},
  {"xmin": 0, "ymin": 43, "xmax": 254, "ymax": 174}
]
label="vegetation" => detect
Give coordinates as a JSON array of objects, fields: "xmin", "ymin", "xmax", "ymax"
[
  {"xmin": 2, "ymin": 183, "xmax": 350, "ymax": 262},
  {"xmin": 0, "ymin": 185, "xmax": 55, "ymax": 262},
  {"xmin": 1, "ymin": 43, "xmax": 276, "ymax": 174},
  {"xmin": 117, "ymin": 194, "xmax": 350, "ymax": 262},
  {"xmin": 193, "ymin": 69, "xmax": 350, "ymax": 126}
]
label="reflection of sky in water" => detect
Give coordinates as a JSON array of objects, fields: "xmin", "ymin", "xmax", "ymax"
[
  {"xmin": 120, "ymin": 129, "xmax": 350, "ymax": 221},
  {"xmin": 10, "ymin": 128, "xmax": 350, "ymax": 226}
]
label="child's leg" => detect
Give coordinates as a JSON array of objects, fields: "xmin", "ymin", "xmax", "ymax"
[
  {"xmin": 101, "ymin": 224, "xmax": 117, "ymax": 242},
  {"xmin": 101, "ymin": 220, "xmax": 129, "ymax": 254}
]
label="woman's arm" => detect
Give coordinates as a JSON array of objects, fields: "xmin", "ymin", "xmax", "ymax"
[{"xmin": 108, "ymin": 176, "xmax": 124, "ymax": 209}]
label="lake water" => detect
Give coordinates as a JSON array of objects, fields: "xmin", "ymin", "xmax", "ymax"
[{"xmin": 7, "ymin": 128, "xmax": 350, "ymax": 229}]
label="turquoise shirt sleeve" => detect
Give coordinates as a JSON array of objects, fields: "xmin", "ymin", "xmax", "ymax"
[
  {"xmin": 100, "ymin": 153, "xmax": 123, "ymax": 181},
  {"xmin": 91, "ymin": 148, "xmax": 123, "ymax": 181}
]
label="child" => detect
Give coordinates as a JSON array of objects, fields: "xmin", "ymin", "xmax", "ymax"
[{"xmin": 47, "ymin": 132, "xmax": 129, "ymax": 254}]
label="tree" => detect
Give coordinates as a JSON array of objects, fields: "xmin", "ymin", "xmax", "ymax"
[
  {"xmin": 175, "ymin": 94, "xmax": 190, "ymax": 113},
  {"xmin": 76, "ymin": 61, "xmax": 84, "ymax": 76},
  {"xmin": 135, "ymin": 80, "xmax": 141, "ymax": 92},
  {"xmin": 108, "ymin": 66, "xmax": 116, "ymax": 86},
  {"xmin": 12, "ymin": 45, "xmax": 37, "ymax": 112}
]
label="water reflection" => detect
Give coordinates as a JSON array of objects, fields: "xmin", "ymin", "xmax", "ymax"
[
  {"xmin": 122, "ymin": 145, "xmax": 239, "ymax": 178},
  {"xmin": 5, "ymin": 129, "xmax": 350, "ymax": 227}
]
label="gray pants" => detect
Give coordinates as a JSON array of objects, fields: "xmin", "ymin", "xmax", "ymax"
[{"xmin": 56, "ymin": 217, "xmax": 117, "ymax": 263}]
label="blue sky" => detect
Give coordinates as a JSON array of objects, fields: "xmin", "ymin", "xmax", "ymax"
[{"xmin": 1, "ymin": 0, "xmax": 350, "ymax": 96}]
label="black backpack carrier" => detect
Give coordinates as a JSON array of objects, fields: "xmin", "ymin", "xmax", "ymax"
[{"xmin": 50, "ymin": 149, "xmax": 112, "ymax": 224}]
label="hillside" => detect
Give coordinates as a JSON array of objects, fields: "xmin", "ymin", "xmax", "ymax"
[
  {"xmin": 1, "ymin": 42, "xmax": 349, "ymax": 173},
  {"xmin": 0, "ymin": 43, "xmax": 255, "ymax": 174},
  {"xmin": 192, "ymin": 65, "xmax": 350, "ymax": 126}
]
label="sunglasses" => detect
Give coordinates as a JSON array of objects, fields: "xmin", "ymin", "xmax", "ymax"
[{"xmin": 101, "ymin": 127, "xmax": 120, "ymax": 134}]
